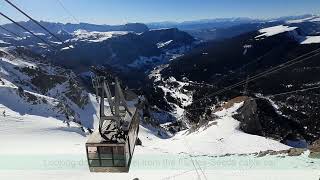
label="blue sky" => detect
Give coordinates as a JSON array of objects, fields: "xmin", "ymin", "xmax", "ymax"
[{"xmin": 0, "ymin": 0, "xmax": 320, "ymax": 25}]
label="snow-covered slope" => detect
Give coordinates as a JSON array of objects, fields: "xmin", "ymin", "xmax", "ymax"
[
  {"xmin": 0, "ymin": 99, "xmax": 319, "ymax": 180},
  {"xmin": 157, "ymin": 40, "xmax": 173, "ymax": 48},
  {"xmin": 0, "ymin": 47, "xmax": 98, "ymax": 128},
  {"xmin": 256, "ymin": 25, "xmax": 298, "ymax": 38},
  {"xmin": 301, "ymin": 36, "xmax": 320, "ymax": 44},
  {"xmin": 70, "ymin": 30, "xmax": 129, "ymax": 43},
  {"xmin": 127, "ymin": 45, "xmax": 190, "ymax": 69},
  {"xmin": 138, "ymin": 102, "xmax": 289, "ymax": 156},
  {"xmin": 255, "ymin": 24, "xmax": 320, "ymax": 44},
  {"xmin": 286, "ymin": 15, "xmax": 320, "ymax": 24},
  {"xmin": 0, "ymin": 106, "xmax": 87, "ymax": 154}
]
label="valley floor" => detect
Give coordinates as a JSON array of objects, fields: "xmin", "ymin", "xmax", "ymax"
[{"xmin": 0, "ymin": 102, "xmax": 319, "ymax": 180}]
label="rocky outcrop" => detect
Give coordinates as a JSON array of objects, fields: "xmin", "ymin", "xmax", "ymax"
[
  {"xmin": 233, "ymin": 98, "xmax": 263, "ymax": 135},
  {"xmin": 257, "ymin": 148, "xmax": 305, "ymax": 157},
  {"xmin": 233, "ymin": 98, "xmax": 310, "ymax": 143},
  {"xmin": 309, "ymin": 139, "xmax": 320, "ymax": 158},
  {"xmin": 0, "ymin": 47, "xmax": 91, "ymax": 126},
  {"xmin": 257, "ymin": 139, "xmax": 320, "ymax": 158}
]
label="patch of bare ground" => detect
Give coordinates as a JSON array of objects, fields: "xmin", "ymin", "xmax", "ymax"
[
  {"xmin": 213, "ymin": 96, "xmax": 249, "ymax": 112},
  {"xmin": 256, "ymin": 139, "xmax": 320, "ymax": 158},
  {"xmin": 257, "ymin": 148, "xmax": 305, "ymax": 157},
  {"xmin": 309, "ymin": 139, "xmax": 320, "ymax": 158}
]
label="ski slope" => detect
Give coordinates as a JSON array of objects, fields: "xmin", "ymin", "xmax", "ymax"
[{"xmin": 0, "ymin": 99, "xmax": 319, "ymax": 180}]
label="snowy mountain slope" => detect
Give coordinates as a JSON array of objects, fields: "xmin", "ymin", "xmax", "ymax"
[
  {"xmin": 69, "ymin": 30, "xmax": 129, "ymax": 43},
  {"xmin": 126, "ymin": 45, "xmax": 191, "ymax": 71},
  {"xmin": 138, "ymin": 102, "xmax": 289, "ymax": 156},
  {"xmin": 0, "ymin": 100, "xmax": 319, "ymax": 180},
  {"xmin": 0, "ymin": 24, "xmax": 195, "ymax": 72},
  {"xmin": 0, "ymin": 47, "xmax": 98, "ymax": 129},
  {"xmin": 301, "ymin": 36, "xmax": 320, "ymax": 44},
  {"xmin": 255, "ymin": 24, "xmax": 320, "ymax": 44},
  {"xmin": 0, "ymin": 86, "xmax": 61, "ymax": 118},
  {"xmin": 53, "ymin": 28, "xmax": 195, "ymax": 73},
  {"xmin": 0, "ymin": 106, "xmax": 87, "ymax": 155},
  {"xmin": 155, "ymin": 21, "xmax": 320, "ymax": 144},
  {"xmin": 148, "ymin": 75, "xmax": 194, "ymax": 122},
  {"xmin": 286, "ymin": 15, "xmax": 320, "ymax": 24},
  {"xmin": 0, "ymin": 27, "xmax": 197, "ymax": 127},
  {"xmin": 255, "ymin": 25, "xmax": 298, "ymax": 38}
]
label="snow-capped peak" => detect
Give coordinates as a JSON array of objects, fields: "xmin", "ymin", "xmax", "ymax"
[
  {"xmin": 286, "ymin": 15, "xmax": 320, "ymax": 24},
  {"xmin": 157, "ymin": 40, "xmax": 173, "ymax": 48},
  {"xmin": 61, "ymin": 45, "xmax": 75, "ymax": 51},
  {"xmin": 71, "ymin": 29, "xmax": 129, "ymax": 43},
  {"xmin": 256, "ymin": 25, "xmax": 298, "ymax": 38}
]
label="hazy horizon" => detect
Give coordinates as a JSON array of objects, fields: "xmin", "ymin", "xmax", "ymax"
[
  {"xmin": 0, "ymin": 14, "xmax": 317, "ymax": 26},
  {"xmin": 0, "ymin": 0, "xmax": 319, "ymax": 25}
]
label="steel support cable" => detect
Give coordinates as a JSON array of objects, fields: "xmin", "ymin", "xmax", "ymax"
[
  {"xmin": 186, "ymin": 85, "xmax": 320, "ymax": 112},
  {"xmin": 0, "ymin": 12, "xmax": 57, "ymax": 49},
  {"xmin": 213, "ymin": 46, "xmax": 278, "ymax": 86},
  {"xmin": 56, "ymin": 0, "xmax": 81, "ymax": 24},
  {"xmin": 191, "ymin": 47, "xmax": 320, "ymax": 106},
  {"xmin": 4, "ymin": 0, "xmax": 64, "ymax": 43},
  {"xmin": 184, "ymin": 139, "xmax": 208, "ymax": 180},
  {"xmin": 0, "ymin": 24, "xmax": 21, "ymax": 37},
  {"xmin": 55, "ymin": 0, "xmax": 89, "ymax": 34}
]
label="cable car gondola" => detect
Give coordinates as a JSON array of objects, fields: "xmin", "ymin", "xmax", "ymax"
[{"xmin": 86, "ymin": 69, "xmax": 142, "ymax": 172}]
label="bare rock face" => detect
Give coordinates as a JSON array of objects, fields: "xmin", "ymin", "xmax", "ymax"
[
  {"xmin": 233, "ymin": 97, "xmax": 312, "ymax": 145},
  {"xmin": 309, "ymin": 139, "xmax": 320, "ymax": 159},
  {"xmin": 0, "ymin": 47, "xmax": 91, "ymax": 127},
  {"xmin": 287, "ymin": 148, "xmax": 305, "ymax": 156},
  {"xmin": 257, "ymin": 148, "xmax": 305, "ymax": 157},
  {"xmin": 233, "ymin": 98, "xmax": 263, "ymax": 136},
  {"xmin": 135, "ymin": 138, "xmax": 142, "ymax": 146}
]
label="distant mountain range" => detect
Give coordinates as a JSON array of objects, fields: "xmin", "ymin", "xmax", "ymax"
[
  {"xmin": 0, "ymin": 14, "xmax": 314, "ymax": 37},
  {"xmin": 0, "ymin": 21, "xmax": 196, "ymax": 89},
  {"xmin": 0, "ymin": 21, "xmax": 149, "ymax": 35},
  {"xmin": 147, "ymin": 15, "xmax": 314, "ymax": 30},
  {"xmin": 0, "ymin": 14, "xmax": 315, "ymax": 42},
  {"xmin": 52, "ymin": 28, "xmax": 195, "ymax": 75},
  {"xmin": 148, "ymin": 15, "xmax": 317, "ymax": 41}
]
